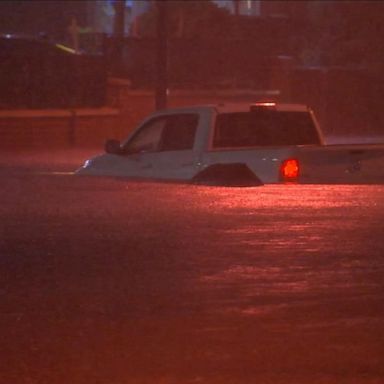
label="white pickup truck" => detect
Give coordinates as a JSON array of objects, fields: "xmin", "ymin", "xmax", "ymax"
[{"xmin": 76, "ymin": 102, "xmax": 384, "ymax": 186}]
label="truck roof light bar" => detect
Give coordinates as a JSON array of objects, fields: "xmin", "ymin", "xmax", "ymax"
[{"xmin": 250, "ymin": 102, "xmax": 276, "ymax": 112}]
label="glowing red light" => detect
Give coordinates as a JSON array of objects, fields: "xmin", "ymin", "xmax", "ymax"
[{"xmin": 281, "ymin": 158, "xmax": 299, "ymax": 180}]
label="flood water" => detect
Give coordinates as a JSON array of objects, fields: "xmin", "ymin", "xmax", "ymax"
[{"xmin": 1, "ymin": 150, "xmax": 383, "ymax": 384}]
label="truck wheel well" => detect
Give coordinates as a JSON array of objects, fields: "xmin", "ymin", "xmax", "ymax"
[{"xmin": 192, "ymin": 163, "xmax": 263, "ymax": 187}]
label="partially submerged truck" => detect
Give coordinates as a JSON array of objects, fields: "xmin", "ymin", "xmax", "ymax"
[{"xmin": 76, "ymin": 103, "xmax": 384, "ymax": 186}]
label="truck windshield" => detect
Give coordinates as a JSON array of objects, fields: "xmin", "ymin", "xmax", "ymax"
[{"xmin": 213, "ymin": 111, "xmax": 321, "ymax": 148}]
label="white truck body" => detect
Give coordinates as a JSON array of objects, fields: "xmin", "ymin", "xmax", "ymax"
[{"xmin": 76, "ymin": 103, "xmax": 384, "ymax": 185}]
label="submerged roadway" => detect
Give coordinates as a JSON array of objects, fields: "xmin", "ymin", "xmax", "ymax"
[{"xmin": 0, "ymin": 149, "xmax": 383, "ymax": 384}]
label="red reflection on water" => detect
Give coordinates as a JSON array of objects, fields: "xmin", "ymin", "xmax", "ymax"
[
  {"xmin": 192, "ymin": 184, "xmax": 384, "ymax": 319},
  {"xmin": 192, "ymin": 184, "xmax": 384, "ymax": 211}
]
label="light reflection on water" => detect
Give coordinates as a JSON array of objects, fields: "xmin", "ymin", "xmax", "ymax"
[
  {"xmin": 191, "ymin": 184, "xmax": 384, "ymax": 319},
  {"xmin": 192, "ymin": 184, "xmax": 383, "ymax": 210}
]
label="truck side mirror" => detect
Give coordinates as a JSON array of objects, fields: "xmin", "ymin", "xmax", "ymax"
[{"xmin": 105, "ymin": 139, "xmax": 122, "ymax": 154}]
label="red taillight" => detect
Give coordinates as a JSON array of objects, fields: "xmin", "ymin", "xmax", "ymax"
[{"xmin": 281, "ymin": 158, "xmax": 299, "ymax": 181}]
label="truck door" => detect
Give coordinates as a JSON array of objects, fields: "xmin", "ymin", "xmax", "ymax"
[
  {"xmin": 120, "ymin": 113, "xmax": 199, "ymax": 180},
  {"xmin": 151, "ymin": 113, "xmax": 199, "ymax": 180}
]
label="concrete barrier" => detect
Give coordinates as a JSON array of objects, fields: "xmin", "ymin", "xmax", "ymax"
[{"xmin": 0, "ymin": 108, "xmax": 119, "ymax": 148}]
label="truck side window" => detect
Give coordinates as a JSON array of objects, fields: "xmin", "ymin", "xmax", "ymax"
[
  {"xmin": 160, "ymin": 114, "xmax": 198, "ymax": 151},
  {"xmin": 123, "ymin": 117, "xmax": 166, "ymax": 154}
]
